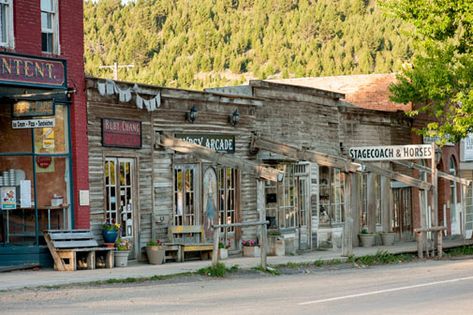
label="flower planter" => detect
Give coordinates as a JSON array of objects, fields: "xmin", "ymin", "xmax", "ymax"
[
  {"xmin": 146, "ymin": 246, "xmax": 165, "ymax": 265},
  {"xmin": 102, "ymin": 229, "xmax": 118, "ymax": 244},
  {"xmin": 219, "ymin": 248, "xmax": 228, "ymax": 260},
  {"xmin": 243, "ymin": 246, "xmax": 261, "ymax": 257},
  {"xmin": 381, "ymin": 232, "xmax": 396, "ymax": 246},
  {"xmin": 114, "ymin": 250, "xmax": 130, "ymax": 267},
  {"xmin": 359, "ymin": 233, "xmax": 375, "ymax": 247},
  {"xmin": 268, "ymin": 237, "xmax": 285, "ymax": 256}
]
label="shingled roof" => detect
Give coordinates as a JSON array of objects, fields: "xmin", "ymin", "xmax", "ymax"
[{"xmin": 269, "ymin": 73, "xmax": 411, "ymax": 112}]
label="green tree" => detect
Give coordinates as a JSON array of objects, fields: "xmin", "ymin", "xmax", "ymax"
[{"xmin": 385, "ymin": 0, "xmax": 473, "ymax": 143}]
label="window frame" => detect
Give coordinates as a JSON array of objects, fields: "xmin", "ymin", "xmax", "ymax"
[
  {"xmin": 0, "ymin": 0, "xmax": 14, "ymax": 49},
  {"xmin": 41, "ymin": 0, "xmax": 60, "ymax": 54}
]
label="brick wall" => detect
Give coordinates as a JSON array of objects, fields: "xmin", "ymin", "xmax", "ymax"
[{"xmin": 8, "ymin": 1, "xmax": 89, "ymax": 229}]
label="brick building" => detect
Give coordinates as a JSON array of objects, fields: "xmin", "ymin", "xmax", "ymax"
[{"xmin": 0, "ymin": 0, "xmax": 89, "ymax": 267}]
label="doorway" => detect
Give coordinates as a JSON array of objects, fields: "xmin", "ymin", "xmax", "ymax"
[
  {"xmin": 393, "ymin": 187, "xmax": 413, "ymax": 240},
  {"xmin": 104, "ymin": 157, "xmax": 137, "ymax": 257}
]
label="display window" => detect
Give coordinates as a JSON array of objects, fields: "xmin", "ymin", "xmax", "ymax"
[{"xmin": 0, "ymin": 102, "xmax": 71, "ymax": 246}]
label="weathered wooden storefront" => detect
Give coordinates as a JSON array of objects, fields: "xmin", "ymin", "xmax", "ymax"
[
  {"xmin": 87, "ymin": 78, "xmax": 264, "ymax": 260},
  {"xmin": 209, "ymin": 81, "xmax": 437, "ymax": 250}
]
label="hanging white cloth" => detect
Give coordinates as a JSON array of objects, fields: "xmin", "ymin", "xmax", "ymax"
[
  {"xmin": 144, "ymin": 98, "xmax": 151, "ymax": 111},
  {"xmin": 155, "ymin": 91, "xmax": 161, "ymax": 108},
  {"xmin": 105, "ymin": 80, "xmax": 115, "ymax": 96},
  {"xmin": 136, "ymin": 94, "xmax": 143, "ymax": 109},
  {"xmin": 98, "ymin": 82, "xmax": 106, "ymax": 96}
]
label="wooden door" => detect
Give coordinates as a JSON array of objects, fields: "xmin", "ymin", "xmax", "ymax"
[
  {"xmin": 392, "ymin": 187, "xmax": 413, "ymax": 240},
  {"xmin": 104, "ymin": 157, "xmax": 137, "ymax": 257}
]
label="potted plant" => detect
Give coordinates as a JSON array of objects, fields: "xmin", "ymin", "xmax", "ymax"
[
  {"xmin": 267, "ymin": 230, "xmax": 285, "ymax": 256},
  {"xmin": 218, "ymin": 242, "xmax": 229, "ymax": 260},
  {"xmin": 102, "ymin": 222, "xmax": 120, "ymax": 245},
  {"xmin": 146, "ymin": 240, "xmax": 165, "ymax": 265},
  {"xmin": 242, "ymin": 239, "xmax": 260, "ymax": 257},
  {"xmin": 380, "ymin": 231, "xmax": 396, "ymax": 246},
  {"xmin": 114, "ymin": 238, "xmax": 131, "ymax": 267},
  {"xmin": 358, "ymin": 226, "xmax": 376, "ymax": 247}
]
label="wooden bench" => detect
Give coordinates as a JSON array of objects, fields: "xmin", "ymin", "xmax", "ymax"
[
  {"xmin": 164, "ymin": 225, "xmax": 213, "ymax": 262},
  {"xmin": 44, "ymin": 230, "xmax": 114, "ymax": 271}
]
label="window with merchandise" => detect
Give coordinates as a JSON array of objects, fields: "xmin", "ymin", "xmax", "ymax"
[{"xmin": 0, "ymin": 99, "xmax": 72, "ymax": 247}]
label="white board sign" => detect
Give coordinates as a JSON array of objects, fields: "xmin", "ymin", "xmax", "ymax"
[
  {"xmin": 349, "ymin": 144, "xmax": 433, "ymax": 161},
  {"xmin": 12, "ymin": 118, "xmax": 55, "ymax": 129}
]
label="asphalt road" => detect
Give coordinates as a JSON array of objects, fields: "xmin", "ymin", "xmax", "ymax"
[{"xmin": 1, "ymin": 259, "xmax": 473, "ymax": 315}]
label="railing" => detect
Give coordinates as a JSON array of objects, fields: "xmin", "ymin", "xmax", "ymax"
[{"xmin": 414, "ymin": 226, "xmax": 447, "ymax": 258}]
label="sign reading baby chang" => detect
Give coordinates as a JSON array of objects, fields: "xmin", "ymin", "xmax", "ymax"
[{"xmin": 102, "ymin": 118, "xmax": 142, "ymax": 149}]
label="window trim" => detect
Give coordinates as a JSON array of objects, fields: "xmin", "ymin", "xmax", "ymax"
[
  {"xmin": 41, "ymin": 0, "xmax": 60, "ymax": 54},
  {"xmin": 0, "ymin": 0, "xmax": 14, "ymax": 49}
]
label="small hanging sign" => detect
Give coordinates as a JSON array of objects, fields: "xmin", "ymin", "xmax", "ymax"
[
  {"xmin": 102, "ymin": 118, "xmax": 142, "ymax": 149},
  {"xmin": 12, "ymin": 118, "xmax": 55, "ymax": 129}
]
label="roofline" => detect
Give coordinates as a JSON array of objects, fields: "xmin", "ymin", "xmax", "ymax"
[
  {"xmin": 250, "ymin": 80, "xmax": 346, "ymax": 100},
  {"xmin": 85, "ymin": 76, "xmax": 263, "ymax": 106}
]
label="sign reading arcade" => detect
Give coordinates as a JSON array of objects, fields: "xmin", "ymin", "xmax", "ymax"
[{"xmin": 349, "ymin": 144, "xmax": 433, "ymax": 161}]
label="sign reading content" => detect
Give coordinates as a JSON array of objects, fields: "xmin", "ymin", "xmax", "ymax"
[
  {"xmin": 0, "ymin": 52, "xmax": 66, "ymax": 88},
  {"xmin": 102, "ymin": 118, "xmax": 142, "ymax": 149},
  {"xmin": 175, "ymin": 134, "xmax": 236, "ymax": 153},
  {"xmin": 349, "ymin": 144, "xmax": 433, "ymax": 161}
]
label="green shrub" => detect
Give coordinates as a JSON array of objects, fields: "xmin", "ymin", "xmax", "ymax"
[{"xmin": 197, "ymin": 263, "xmax": 238, "ymax": 277}]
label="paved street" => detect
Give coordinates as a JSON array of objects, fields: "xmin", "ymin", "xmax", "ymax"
[{"xmin": 1, "ymin": 258, "xmax": 473, "ymax": 314}]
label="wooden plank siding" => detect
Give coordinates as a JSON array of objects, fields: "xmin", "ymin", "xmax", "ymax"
[{"xmin": 86, "ymin": 78, "xmax": 262, "ymax": 260}]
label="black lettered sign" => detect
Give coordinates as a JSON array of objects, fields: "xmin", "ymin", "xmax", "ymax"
[{"xmin": 175, "ymin": 134, "xmax": 236, "ymax": 153}]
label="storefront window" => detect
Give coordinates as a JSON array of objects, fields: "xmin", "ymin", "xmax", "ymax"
[
  {"xmin": 174, "ymin": 165, "xmax": 197, "ymax": 226},
  {"xmin": 319, "ymin": 166, "xmax": 345, "ymax": 225},
  {"xmin": 0, "ymin": 102, "xmax": 71, "ymax": 246},
  {"xmin": 361, "ymin": 174, "xmax": 382, "ymax": 227},
  {"xmin": 265, "ymin": 163, "xmax": 309, "ymax": 230},
  {"xmin": 34, "ymin": 105, "xmax": 68, "ymax": 154},
  {"xmin": 218, "ymin": 167, "xmax": 237, "ymax": 233}
]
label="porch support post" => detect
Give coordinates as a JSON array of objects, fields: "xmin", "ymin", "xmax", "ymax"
[
  {"xmin": 212, "ymin": 225, "xmax": 219, "ymax": 267},
  {"xmin": 257, "ymin": 180, "xmax": 267, "ymax": 269},
  {"xmin": 367, "ymin": 173, "xmax": 376, "ymax": 233},
  {"xmin": 342, "ymin": 172, "xmax": 353, "ymax": 256},
  {"xmin": 431, "ymin": 143, "xmax": 439, "ymax": 255},
  {"xmin": 381, "ymin": 175, "xmax": 391, "ymax": 232},
  {"xmin": 352, "ymin": 173, "xmax": 360, "ymax": 247}
]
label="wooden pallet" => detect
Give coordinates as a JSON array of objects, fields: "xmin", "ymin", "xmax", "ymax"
[{"xmin": 44, "ymin": 230, "xmax": 114, "ymax": 271}]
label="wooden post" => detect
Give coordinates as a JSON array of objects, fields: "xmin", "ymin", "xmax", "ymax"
[
  {"xmin": 367, "ymin": 173, "xmax": 376, "ymax": 233},
  {"xmin": 212, "ymin": 225, "xmax": 219, "ymax": 267},
  {"xmin": 352, "ymin": 174, "xmax": 360, "ymax": 247},
  {"xmin": 437, "ymin": 230, "xmax": 443, "ymax": 258},
  {"xmin": 416, "ymin": 231, "xmax": 423, "ymax": 259},
  {"xmin": 431, "ymin": 143, "xmax": 439, "ymax": 253},
  {"xmin": 381, "ymin": 175, "xmax": 391, "ymax": 233},
  {"xmin": 257, "ymin": 180, "xmax": 267, "ymax": 269},
  {"xmin": 342, "ymin": 172, "xmax": 353, "ymax": 257}
]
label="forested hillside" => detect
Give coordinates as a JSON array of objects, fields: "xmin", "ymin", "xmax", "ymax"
[{"xmin": 84, "ymin": 0, "xmax": 413, "ymax": 89}]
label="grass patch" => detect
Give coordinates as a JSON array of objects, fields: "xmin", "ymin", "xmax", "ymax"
[
  {"xmin": 197, "ymin": 263, "xmax": 238, "ymax": 277},
  {"xmin": 444, "ymin": 245, "xmax": 473, "ymax": 257},
  {"xmin": 348, "ymin": 250, "xmax": 415, "ymax": 266},
  {"xmin": 254, "ymin": 265, "xmax": 281, "ymax": 275}
]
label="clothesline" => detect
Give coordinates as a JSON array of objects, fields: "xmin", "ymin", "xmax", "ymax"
[{"xmin": 97, "ymin": 79, "xmax": 161, "ymax": 112}]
